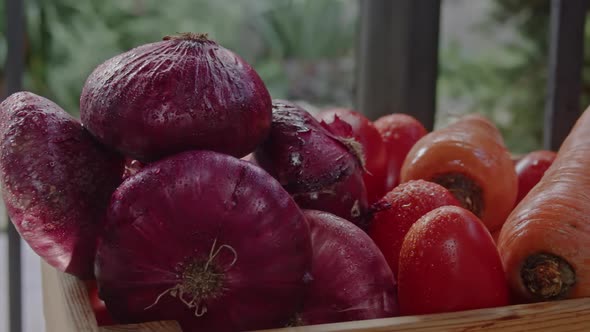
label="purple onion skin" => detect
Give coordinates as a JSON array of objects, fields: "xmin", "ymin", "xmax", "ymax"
[
  {"xmin": 96, "ymin": 150, "xmax": 311, "ymax": 332},
  {"xmin": 0, "ymin": 92, "xmax": 124, "ymax": 279},
  {"xmin": 254, "ymin": 100, "xmax": 369, "ymax": 228},
  {"xmin": 80, "ymin": 33, "xmax": 272, "ymax": 162},
  {"xmin": 296, "ymin": 210, "xmax": 398, "ymax": 325}
]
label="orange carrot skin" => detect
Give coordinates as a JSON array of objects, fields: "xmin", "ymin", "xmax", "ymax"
[
  {"xmin": 498, "ymin": 108, "xmax": 590, "ymax": 302},
  {"xmin": 400, "ymin": 115, "xmax": 517, "ymax": 232}
]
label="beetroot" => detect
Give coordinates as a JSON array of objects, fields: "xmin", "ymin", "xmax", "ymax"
[
  {"xmin": 95, "ymin": 150, "xmax": 311, "ymax": 332},
  {"xmin": 292, "ymin": 210, "xmax": 398, "ymax": 326},
  {"xmin": 0, "ymin": 92, "xmax": 123, "ymax": 279},
  {"xmin": 80, "ymin": 33, "xmax": 272, "ymax": 162},
  {"xmin": 254, "ymin": 100, "xmax": 369, "ymax": 229}
]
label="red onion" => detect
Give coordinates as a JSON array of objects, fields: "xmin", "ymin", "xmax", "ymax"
[
  {"xmin": 80, "ymin": 33, "xmax": 272, "ymax": 162},
  {"xmin": 291, "ymin": 210, "xmax": 398, "ymax": 326},
  {"xmin": 254, "ymin": 100, "xmax": 369, "ymax": 229},
  {"xmin": 0, "ymin": 92, "xmax": 123, "ymax": 279},
  {"xmin": 317, "ymin": 108, "xmax": 389, "ymax": 204},
  {"xmin": 96, "ymin": 150, "xmax": 311, "ymax": 332}
]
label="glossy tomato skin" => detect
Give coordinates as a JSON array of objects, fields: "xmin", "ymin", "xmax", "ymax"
[
  {"xmin": 374, "ymin": 114, "xmax": 427, "ymax": 192},
  {"xmin": 84, "ymin": 280, "xmax": 115, "ymax": 326},
  {"xmin": 317, "ymin": 108, "xmax": 388, "ymax": 204},
  {"xmin": 514, "ymin": 150, "xmax": 557, "ymax": 205},
  {"xmin": 369, "ymin": 180, "xmax": 460, "ymax": 278},
  {"xmin": 398, "ymin": 205, "xmax": 509, "ymax": 315}
]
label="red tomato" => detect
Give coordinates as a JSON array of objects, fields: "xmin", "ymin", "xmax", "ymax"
[
  {"xmin": 374, "ymin": 114, "xmax": 427, "ymax": 192},
  {"xmin": 369, "ymin": 180, "xmax": 460, "ymax": 277},
  {"xmin": 317, "ymin": 108, "xmax": 388, "ymax": 204},
  {"xmin": 84, "ymin": 280, "xmax": 115, "ymax": 326},
  {"xmin": 514, "ymin": 150, "xmax": 557, "ymax": 205},
  {"xmin": 398, "ymin": 205, "xmax": 509, "ymax": 315}
]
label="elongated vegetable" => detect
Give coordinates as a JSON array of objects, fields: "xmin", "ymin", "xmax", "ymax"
[
  {"xmin": 498, "ymin": 108, "xmax": 590, "ymax": 302},
  {"xmin": 401, "ymin": 114, "xmax": 517, "ymax": 232}
]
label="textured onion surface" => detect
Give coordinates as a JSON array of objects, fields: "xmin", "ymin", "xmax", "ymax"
[
  {"xmin": 295, "ymin": 210, "xmax": 398, "ymax": 325},
  {"xmin": 0, "ymin": 91, "xmax": 123, "ymax": 278},
  {"xmin": 81, "ymin": 33, "xmax": 272, "ymax": 162},
  {"xmin": 96, "ymin": 150, "xmax": 311, "ymax": 332},
  {"xmin": 254, "ymin": 100, "xmax": 368, "ymax": 228}
]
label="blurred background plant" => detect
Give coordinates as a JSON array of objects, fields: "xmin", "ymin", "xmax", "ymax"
[{"xmin": 1, "ymin": 0, "xmax": 588, "ymax": 154}]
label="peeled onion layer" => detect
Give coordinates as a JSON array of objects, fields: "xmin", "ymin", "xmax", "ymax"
[
  {"xmin": 294, "ymin": 210, "xmax": 398, "ymax": 326},
  {"xmin": 80, "ymin": 33, "xmax": 272, "ymax": 162},
  {"xmin": 96, "ymin": 151, "xmax": 312, "ymax": 332},
  {"xmin": 254, "ymin": 100, "xmax": 368, "ymax": 229},
  {"xmin": 0, "ymin": 92, "xmax": 123, "ymax": 279}
]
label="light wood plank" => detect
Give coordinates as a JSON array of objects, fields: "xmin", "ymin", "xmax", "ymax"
[
  {"xmin": 42, "ymin": 262, "xmax": 181, "ymax": 332},
  {"xmin": 43, "ymin": 261, "xmax": 590, "ymax": 332},
  {"xmin": 260, "ymin": 298, "xmax": 590, "ymax": 332}
]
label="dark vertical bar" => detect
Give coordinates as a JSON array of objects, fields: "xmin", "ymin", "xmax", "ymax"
[
  {"xmin": 544, "ymin": 0, "xmax": 587, "ymax": 150},
  {"xmin": 356, "ymin": 0, "xmax": 440, "ymax": 130},
  {"xmin": 4, "ymin": 0, "xmax": 26, "ymax": 331}
]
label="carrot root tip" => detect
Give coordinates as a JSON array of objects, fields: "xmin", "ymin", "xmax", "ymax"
[
  {"xmin": 521, "ymin": 253, "xmax": 575, "ymax": 301},
  {"xmin": 430, "ymin": 172, "xmax": 483, "ymax": 217}
]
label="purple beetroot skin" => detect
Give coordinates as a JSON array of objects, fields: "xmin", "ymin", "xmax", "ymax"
[
  {"xmin": 293, "ymin": 210, "xmax": 398, "ymax": 326},
  {"xmin": 80, "ymin": 33, "xmax": 272, "ymax": 162},
  {"xmin": 0, "ymin": 92, "xmax": 124, "ymax": 279},
  {"xmin": 95, "ymin": 150, "xmax": 312, "ymax": 332}
]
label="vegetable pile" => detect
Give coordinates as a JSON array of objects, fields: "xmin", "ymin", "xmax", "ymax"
[{"xmin": 2, "ymin": 32, "xmax": 589, "ymax": 331}]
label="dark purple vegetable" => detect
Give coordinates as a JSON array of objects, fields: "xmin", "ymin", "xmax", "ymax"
[
  {"xmin": 254, "ymin": 100, "xmax": 369, "ymax": 229},
  {"xmin": 0, "ymin": 91, "xmax": 124, "ymax": 279},
  {"xmin": 80, "ymin": 32, "xmax": 272, "ymax": 162},
  {"xmin": 291, "ymin": 210, "xmax": 398, "ymax": 326},
  {"xmin": 96, "ymin": 150, "xmax": 311, "ymax": 332}
]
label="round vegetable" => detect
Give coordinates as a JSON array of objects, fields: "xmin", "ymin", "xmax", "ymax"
[
  {"xmin": 255, "ymin": 100, "xmax": 368, "ymax": 229},
  {"xmin": 317, "ymin": 108, "xmax": 388, "ymax": 204},
  {"xmin": 374, "ymin": 113, "xmax": 427, "ymax": 192},
  {"xmin": 514, "ymin": 150, "xmax": 557, "ymax": 205},
  {"xmin": 292, "ymin": 210, "xmax": 397, "ymax": 326},
  {"xmin": 398, "ymin": 205, "xmax": 509, "ymax": 315},
  {"xmin": 96, "ymin": 150, "xmax": 311, "ymax": 332},
  {"xmin": 369, "ymin": 180, "xmax": 460, "ymax": 277},
  {"xmin": 81, "ymin": 33, "xmax": 272, "ymax": 162},
  {"xmin": 0, "ymin": 91, "xmax": 123, "ymax": 279}
]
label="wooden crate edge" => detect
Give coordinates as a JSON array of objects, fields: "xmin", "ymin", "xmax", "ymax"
[{"xmin": 43, "ymin": 262, "xmax": 590, "ymax": 332}]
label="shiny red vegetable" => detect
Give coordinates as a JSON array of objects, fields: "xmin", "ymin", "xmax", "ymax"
[
  {"xmin": 398, "ymin": 205, "xmax": 509, "ymax": 315},
  {"xmin": 374, "ymin": 113, "xmax": 427, "ymax": 192},
  {"xmin": 369, "ymin": 180, "xmax": 460, "ymax": 277},
  {"xmin": 514, "ymin": 150, "xmax": 557, "ymax": 205}
]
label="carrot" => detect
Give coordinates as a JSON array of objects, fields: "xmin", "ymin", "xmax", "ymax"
[
  {"xmin": 400, "ymin": 114, "xmax": 517, "ymax": 232},
  {"xmin": 498, "ymin": 108, "xmax": 590, "ymax": 302}
]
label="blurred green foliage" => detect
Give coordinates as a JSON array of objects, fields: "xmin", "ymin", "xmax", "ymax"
[
  {"xmin": 1, "ymin": 0, "xmax": 588, "ymax": 153},
  {"xmin": 440, "ymin": 0, "xmax": 589, "ymax": 153},
  {"xmin": 3, "ymin": 0, "xmax": 356, "ymax": 115}
]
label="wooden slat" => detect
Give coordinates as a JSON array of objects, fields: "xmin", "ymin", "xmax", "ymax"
[
  {"xmin": 43, "ymin": 262, "xmax": 590, "ymax": 332},
  {"xmin": 544, "ymin": 0, "xmax": 588, "ymax": 150},
  {"xmin": 41, "ymin": 262, "xmax": 182, "ymax": 332},
  {"xmin": 356, "ymin": 0, "xmax": 440, "ymax": 130},
  {"xmin": 3, "ymin": 0, "xmax": 27, "ymax": 331},
  {"xmin": 261, "ymin": 298, "xmax": 590, "ymax": 332}
]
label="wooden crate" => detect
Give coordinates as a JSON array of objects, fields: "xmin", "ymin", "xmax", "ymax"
[{"xmin": 42, "ymin": 261, "xmax": 590, "ymax": 332}]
